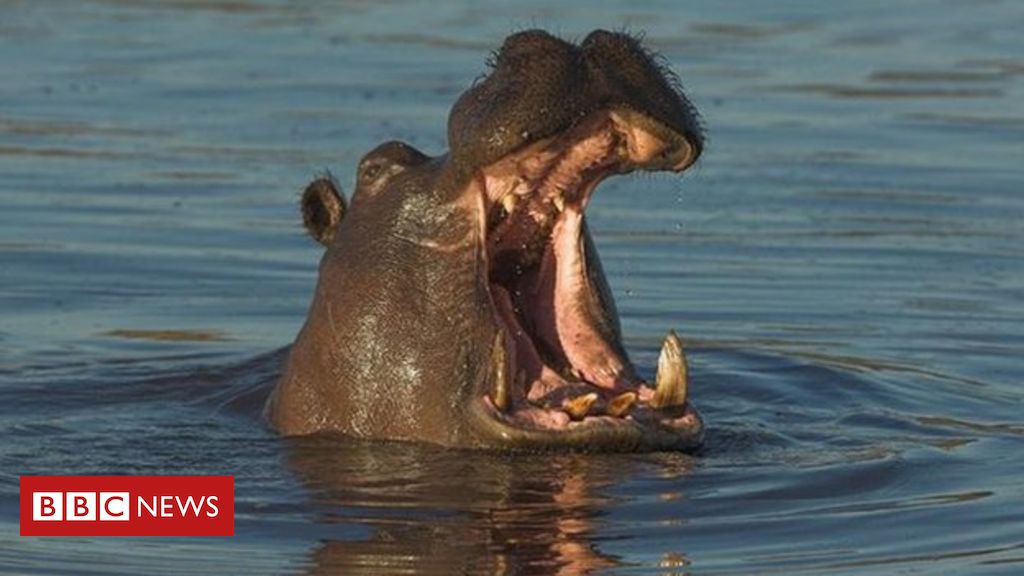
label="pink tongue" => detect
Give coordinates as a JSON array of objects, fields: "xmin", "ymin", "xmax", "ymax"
[{"xmin": 527, "ymin": 206, "xmax": 634, "ymax": 390}]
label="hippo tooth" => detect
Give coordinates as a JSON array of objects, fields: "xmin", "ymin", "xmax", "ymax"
[
  {"xmin": 651, "ymin": 330, "xmax": 688, "ymax": 409},
  {"xmin": 563, "ymin": 392, "xmax": 598, "ymax": 421},
  {"xmin": 490, "ymin": 329, "xmax": 509, "ymax": 412},
  {"xmin": 552, "ymin": 194, "xmax": 566, "ymax": 213},
  {"xmin": 606, "ymin": 391, "xmax": 637, "ymax": 417},
  {"xmin": 501, "ymin": 193, "xmax": 518, "ymax": 214}
]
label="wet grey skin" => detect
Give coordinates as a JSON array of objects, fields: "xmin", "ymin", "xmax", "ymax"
[{"xmin": 267, "ymin": 29, "xmax": 706, "ymax": 452}]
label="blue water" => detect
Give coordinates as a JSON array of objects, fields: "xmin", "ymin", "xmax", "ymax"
[{"xmin": 2, "ymin": 0, "xmax": 1023, "ymax": 573}]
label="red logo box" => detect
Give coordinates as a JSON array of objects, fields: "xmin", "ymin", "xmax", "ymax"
[{"xmin": 20, "ymin": 476, "xmax": 234, "ymax": 536}]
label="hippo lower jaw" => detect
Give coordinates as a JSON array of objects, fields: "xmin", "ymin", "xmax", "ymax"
[{"xmin": 468, "ymin": 109, "xmax": 704, "ymax": 451}]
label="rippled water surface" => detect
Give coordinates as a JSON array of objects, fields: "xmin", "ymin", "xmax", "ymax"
[{"xmin": 2, "ymin": 1, "xmax": 1023, "ymax": 574}]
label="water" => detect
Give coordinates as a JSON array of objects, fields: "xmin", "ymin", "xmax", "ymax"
[{"xmin": 2, "ymin": 0, "xmax": 1022, "ymax": 573}]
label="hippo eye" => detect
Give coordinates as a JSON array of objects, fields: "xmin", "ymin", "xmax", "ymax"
[{"xmin": 361, "ymin": 163, "xmax": 382, "ymax": 181}]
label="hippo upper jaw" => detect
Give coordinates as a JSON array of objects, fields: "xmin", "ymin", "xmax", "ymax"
[{"xmin": 462, "ymin": 107, "xmax": 704, "ymax": 452}]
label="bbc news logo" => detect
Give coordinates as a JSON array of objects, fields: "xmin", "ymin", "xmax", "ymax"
[{"xmin": 21, "ymin": 476, "xmax": 233, "ymax": 536}]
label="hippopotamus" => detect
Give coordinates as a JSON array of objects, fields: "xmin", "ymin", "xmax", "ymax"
[{"xmin": 267, "ymin": 29, "xmax": 705, "ymax": 451}]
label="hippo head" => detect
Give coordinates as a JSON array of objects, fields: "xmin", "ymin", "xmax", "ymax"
[{"xmin": 269, "ymin": 30, "xmax": 705, "ymax": 451}]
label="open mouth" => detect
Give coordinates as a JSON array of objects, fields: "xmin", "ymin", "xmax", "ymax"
[{"xmin": 473, "ymin": 109, "xmax": 702, "ymax": 441}]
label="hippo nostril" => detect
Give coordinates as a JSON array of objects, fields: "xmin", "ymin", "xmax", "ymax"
[
  {"xmin": 581, "ymin": 29, "xmax": 620, "ymax": 50},
  {"xmin": 499, "ymin": 29, "xmax": 569, "ymax": 61}
]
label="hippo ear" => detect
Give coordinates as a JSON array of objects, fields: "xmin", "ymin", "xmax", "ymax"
[{"xmin": 300, "ymin": 175, "xmax": 346, "ymax": 247}]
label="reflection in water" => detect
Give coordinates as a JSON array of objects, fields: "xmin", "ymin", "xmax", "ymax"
[
  {"xmin": 286, "ymin": 437, "xmax": 694, "ymax": 575},
  {"xmin": 101, "ymin": 328, "xmax": 232, "ymax": 342}
]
